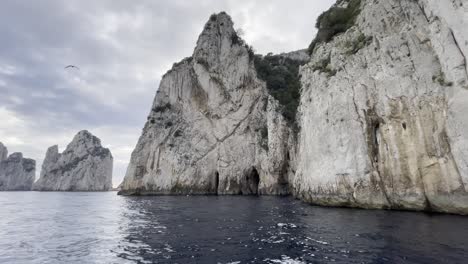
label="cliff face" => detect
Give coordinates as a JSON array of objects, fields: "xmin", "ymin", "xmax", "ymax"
[
  {"xmin": 120, "ymin": 2, "xmax": 467, "ymax": 214},
  {"xmin": 33, "ymin": 130, "xmax": 113, "ymax": 191},
  {"xmin": 0, "ymin": 143, "xmax": 36, "ymax": 191},
  {"xmin": 119, "ymin": 13, "xmax": 297, "ymax": 195},
  {"xmin": 295, "ymin": 0, "xmax": 468, "ymax": 214}
]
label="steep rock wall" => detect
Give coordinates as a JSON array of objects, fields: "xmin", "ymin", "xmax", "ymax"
[
  {"xmin": 295, "ymin": 0, "xmax": 468, "ymax": 214},
  {"xmin": 119, "ymin": 13, "xmax": 295, "ymax": 195}
]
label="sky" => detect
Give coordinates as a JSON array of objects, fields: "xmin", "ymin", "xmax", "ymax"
[{"xmin": 0, "ymin": 0, "xmax": 335, "ymax": 187}]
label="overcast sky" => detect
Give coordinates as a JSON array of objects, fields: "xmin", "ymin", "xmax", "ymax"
[{"xmin": 0, "ymin": 0, "xmax": 335, "ymax": 186}]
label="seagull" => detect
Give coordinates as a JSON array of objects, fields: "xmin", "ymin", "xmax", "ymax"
[{"xmin": 64, "ymin": 65, "xmax": 80, "ymax": 70}]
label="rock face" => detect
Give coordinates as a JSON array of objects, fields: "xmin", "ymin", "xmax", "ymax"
[
  {"xmin": 0, "ymin": 143, "xmax": 36, "ymax": 191},
  {"xmin": 120, "ymin": 2, "xmax": 468, "ymax": 214},
  {"xmin": 295, "ymin": 0, "xmax": 468, "ymax": 214},
  {"xmin": 119, "ymin": 13, "xmax": 296, "ymax": 195},
  {"xmin": 33, "ymin": 130, "xmax": 113, "ymax": 191}
]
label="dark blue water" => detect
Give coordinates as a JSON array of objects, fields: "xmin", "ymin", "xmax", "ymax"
[{"xmin": 0, "ymin": 193, "xmax": 467, "ymax": 263}]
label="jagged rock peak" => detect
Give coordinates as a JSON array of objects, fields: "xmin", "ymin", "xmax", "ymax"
[
  {"xmin": 0, "ymin": 143, "xmax": 36, "ymax": 191},
  {"xmin": 193, "ymin": 12, "xmax": 251, "ymax": 71},
  {"xmin": 33, "ymin": 130, "xmax": 113, "ymax": 191},
  {"xmin": 201, "ymin": 12, "xmax": 235, "ymax": 36},
  {"xmin": 119, "ymin": 12, "xmax": 294, "ymax": 196},
  {"xmin": 195, "ymin": 12, "xmax": 235, "ymax": 49},
  {"xmin": 69, "ymin": 130, "xmax": 104, "ymax": 149}
]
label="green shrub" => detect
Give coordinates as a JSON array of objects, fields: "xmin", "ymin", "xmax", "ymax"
[
  {"xmin": 172, "ymin": 57, "xmax": 193, "ymax": 69},
  {"xmin": 231, "ymin": 31, "xmax": 245, "ymax": 46},
  {"xmin": 254, "ymin": 54, "xmax": 304, "ymax": 125},
  {"xmin": 196, "ymin": 58, "xmax": 210, "ymax": 69},
  {"xmin": 152, "ymin": 103, "xmax": 171, "ymax": 113},
  {"xmin": 165, "ymin": 121, "xmax": 173, "ymax": 128},
  {"xmin": 312, "ymin": 56, "xmax": 337, "ymax": 77},
  {"xmin": 344, "ymin": 33, "xmax": 372, "ymax": 55},
  {"xmin": 308, "ymin": 0, "xmax": 362, "ymax": 54},
  {"xmin": 247, "ymin": 45, "xmax": 255, "ymax": 60}
]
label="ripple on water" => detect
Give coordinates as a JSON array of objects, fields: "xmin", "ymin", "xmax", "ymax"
[{"xmin": 1, "ymin": 193, "xmax": 468, "ymax": 263}]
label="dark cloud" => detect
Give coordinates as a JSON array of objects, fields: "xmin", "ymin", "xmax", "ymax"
[{"xmin": 0, "ymin": 0, "xmax": 335, "ymax": 186}]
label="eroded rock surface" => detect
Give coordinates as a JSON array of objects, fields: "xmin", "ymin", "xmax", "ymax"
[
  {"xmin": 120, "ymin": 2, "xmax": 467, "ymax": 214},
  {"xmin": 119, "ymin": 13, "xmax": 295, "ymax": 195},
  {"xmin": 295, "ymin": 0, "xmax": 468, "ymax": 214},
  {"xmin": 33, "ymin": 130, "xmax": 113, "ymax": 191},
  {"xmin": 0, "ymin": 143, "xmax": 36, "ymax": 191}
]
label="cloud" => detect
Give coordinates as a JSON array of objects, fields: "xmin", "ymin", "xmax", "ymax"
[{"xmin": 0, "ymin": 0, "xmax": 335, "ymax": 186}]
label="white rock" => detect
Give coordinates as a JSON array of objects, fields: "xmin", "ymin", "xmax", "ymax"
[
  {"xmin": 119, "ymin": 13, "xmax": 294, "ymax": 195},
  {"xmin": 0, "ymin": 143, "xmax": 36, "ymax": 191},
  {"xmin": 295, "ymin": 0, "xmax": 468, "ymax": 214},
  {"xmin": 33, "ymin": 130, "xmax": 113, "ymax": 191}
]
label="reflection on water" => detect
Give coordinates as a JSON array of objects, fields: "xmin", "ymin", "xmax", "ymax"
[{"xmin": 0, "ymin": 192, "xmax": 467, "ymax": 263}]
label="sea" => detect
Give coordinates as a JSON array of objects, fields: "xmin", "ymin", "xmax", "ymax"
[{"xmin": 0, "ymin": 192, "xmax": 467, "ymax": 263}]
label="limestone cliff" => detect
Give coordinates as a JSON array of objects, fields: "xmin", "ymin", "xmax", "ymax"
[
  {"xmin": 119, "ymin": 13, "xmax": 297, "ymax": 195},
  {"xmin": 120, "ymin": 2, "xmax": 468, "ymax": 214},
  {"xmin": 33, "ymin": 130, "xmax": 113, "ymax": 191},
  {"xmin": 295, "ymin": 0, "xmax": 468, "ymax": 214},
  {"xmin": 0, "ymin": 143, "xmax": 36, "ymax": 191}
]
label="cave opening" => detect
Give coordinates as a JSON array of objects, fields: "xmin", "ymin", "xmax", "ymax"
[
  {"xmin": 246, "ymin": 167, "xmax": 260, "ymax": 195},
  {"xmin": 214, "ymin": 171, "xmax": 219, "ymax": 195}
]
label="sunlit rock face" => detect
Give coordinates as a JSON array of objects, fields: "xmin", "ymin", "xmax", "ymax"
[
  {"xmin": 0, "ymin": 143, "xmax": 36, "ymax": 191},
  {"xmin": 33, "ymin": 130, "xmax": 113, "ymax": 191},
  {"xmin": 295, "ymin": 0, "xmax": 468, "ymax": 214},
  {"xmin": 119, "ymin": 13, "xmax": 296, "ymax": 196}
]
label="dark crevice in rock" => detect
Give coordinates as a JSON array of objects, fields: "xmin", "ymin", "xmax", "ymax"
[
  {"xmin": 214, "ymin": 171, "xmax": 219, "ymax": 195},
  {"xmin": 242, "ymin": 167, "xmax": 260, "ymax": 195},
  {"xmin": 415, "ymin": 1, "xmax": 430, "ymax": 23},
  {"xmin": 364, "ymin": 108, "xmax": 392, "ymax": 206},
  {"xmin": 373, "ymin": 123, "xmax": 380, "ymax": 163},
  {"xmin": 365, "ymin": 108, "xmax": 382, "ymax": 164},
  {"xmin": 450, "ymin": 29, "xmax": 468, "ymax": 78}
]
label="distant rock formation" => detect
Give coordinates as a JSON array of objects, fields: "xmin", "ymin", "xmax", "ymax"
[
  {"xmin": 0, "ymin": 142, "xmax": 36, "ymax": 191},
  {"xmin": 0, "ymin": 143, "xmax": 7, "ymax": 161},
  {"xmin": 33, "ymin": 130, "xmax": 113, "ymax": 191}
]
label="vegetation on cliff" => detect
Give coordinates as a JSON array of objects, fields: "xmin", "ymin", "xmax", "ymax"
[
  {"xmin": 308, "ymin": 0, "xmax": 362, "ymax": 54},
  {"xmin": 254, "ymin": 54, "xmax": 304, "ymax": 126}
]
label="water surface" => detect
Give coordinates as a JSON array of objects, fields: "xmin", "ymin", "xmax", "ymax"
[{"xmin": 0, "ymin": 192, "xmax": 467, "ymax": 263}]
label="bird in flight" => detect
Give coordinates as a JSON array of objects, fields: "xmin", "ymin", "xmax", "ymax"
[{"xmin": 65, "ymin": 65, "xmax": 80, "ymax": 70}]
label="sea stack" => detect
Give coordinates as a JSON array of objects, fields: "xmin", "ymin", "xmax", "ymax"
[
  {"xmin": 0, "ymin": 142, "xmax": 36, "ymax": 191},
  {"xmin": 33, "ymin": 130, "xmax": 113, "ymax": 191},
  {"xmin": 119, "ymin": 12, "xmax": 301, "ymax": 195}
]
